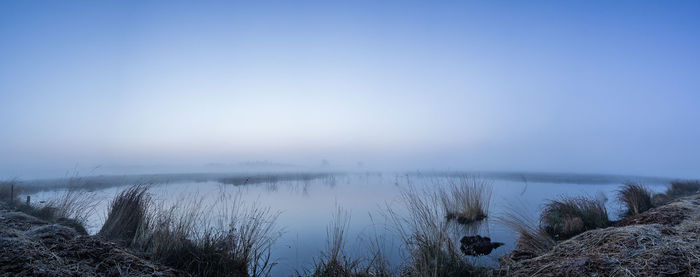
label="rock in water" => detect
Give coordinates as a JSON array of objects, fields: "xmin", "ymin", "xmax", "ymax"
[{"xmin": 460, "ymin": 235, "xmax": 504, "ymax": 256}]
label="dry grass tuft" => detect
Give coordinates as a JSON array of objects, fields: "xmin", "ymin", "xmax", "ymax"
[
  {"xmin": 497, "ymin": 206, "xmax": 555, "ymax": 262},
  {"xmin": 385, "ymin": 185, "xmax": 486, "ymax": 277},
  {"xmin": 43, "ymin": 188, "xmax": 98, "ymax": 226},
  {"xmin": 666, "ymin": 180, "xmax": 700, "ymax": 198},
  {"xmin": 616, "ymin": 183, "xmax": 653, "ymax": 217},
  {"xmin": 497, "ymin": 192, "xmax": 700, "ymax": 277},
  {"xmin": 310, "ymin": 207, "xmax": 360, "ymax": 277},
  {"xmin": 438, "ymin": 177, "xmax": 492, "ymax": 225},
  {"xmin": 99, "ymin": 185, "xmax": 151, "ymax": 247},
  {"xmin": 214, "ymin": 193, "xmax": 282, "ymax": 277},
  {"xmin": 10, "ymin": 183, "xmax": 97, "ymax": 235},
  {"xmin": 614, "ymin": 205, "xmax": 689, "ymax": 227},
  {"xmin": 497, "ymin": 200, "xmax": 700, "ymax": 276},
  {"xmin": 101, "ymin": 186, "xmax": 282, "ymax": 277},
  {"xmin": 540, "ymin": 196, "xmax": 609, "ymax": 240}
]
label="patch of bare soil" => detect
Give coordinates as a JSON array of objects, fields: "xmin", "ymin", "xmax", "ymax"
[
  {"xmin": 0, "ymin": 203, "xmax": 184, "ymax": 276},
  {"xmin": 496, "ymin": 194, "xmax": 700, "ymax": 277}
]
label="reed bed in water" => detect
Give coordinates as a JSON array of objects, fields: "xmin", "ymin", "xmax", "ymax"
[
  {"xmin": 385, "ymin": 185, "xmax": 487, "ymax": 277},
  {"xmin": 438, "ymin": 176, "xmax": 492, "ymax": 225},
  {"xmin": 308, "ymin": 207, "xmax": 361, "ymax": 277}
]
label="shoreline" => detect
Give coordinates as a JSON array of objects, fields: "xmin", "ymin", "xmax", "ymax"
[{"xmin": 1, "ymin": 192, "xmax": 698, "ymax": 276}]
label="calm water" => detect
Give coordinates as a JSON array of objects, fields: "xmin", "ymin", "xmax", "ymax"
[{"xmin": 29, "ymin": 173, "xmax": 667, "ymax": 276}]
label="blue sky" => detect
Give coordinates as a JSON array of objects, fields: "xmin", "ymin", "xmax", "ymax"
[{"xmin": 1, "ymin": 1, "xmax": 700, "ymax": 178}]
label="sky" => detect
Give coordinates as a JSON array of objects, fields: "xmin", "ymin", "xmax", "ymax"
[{"xmin": 1, "ymin": 0, "xmax": 700, "ymax": 179}]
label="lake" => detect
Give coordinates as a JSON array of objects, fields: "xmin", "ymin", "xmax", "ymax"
[{"xmin": 27, "ymin": 172, "xmax": 669, "ymax": 276}]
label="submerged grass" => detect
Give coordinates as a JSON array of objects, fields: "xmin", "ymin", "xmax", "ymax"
[
  {"xmin": 616, "ymin": 183, "xmax": 653, "ymax": 217},
  {"xmin": 438, "ymin": 177, "xmax": 492, "ymax": 225},
  {"xmin": 540, "ymin": 196, "xmax": 609, "ymax": 240}
]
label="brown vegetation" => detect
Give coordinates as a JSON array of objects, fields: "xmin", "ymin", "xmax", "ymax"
[
  {"xmin": 438, "ymin": 177, "xmax": 492, "ymax": 225},
  {"xmin": 99, "ymin": 185, "xmax": 150, "ymax": 246},
  {"xmin": 98, "ymin": 185, "xmax": 281, "ymax": 277},
  {"xmin": 498, "ymin": 207, "xmax": 555, "ymax": 262},
  {"xmin": 616, "ymin": 183, "xmax": 653, "ymax": 216},
  {"xmin": 3, "ymin": 181, "xmax": 97, "ymax": 236},
  {"xmin": 0, "ymin": 201, "xmax": 182, "ymax": 276},
  {"xmin": 385, "ymin": 185, "xmax": 487, "ymax": 277},
  {"xmin": 309, "ymin": 207, "xmax": 360, "ymax": 277},
  {"xmin": 496, "ymin": 194, "xmax": 700, "ymax": 276},
  {"xmin": 666, "ymin": 180, "xmax": 700, "ymax": 198},
  {"xmin": 540, "ymin": 196, "xmax": 609, "ymax": 240}
]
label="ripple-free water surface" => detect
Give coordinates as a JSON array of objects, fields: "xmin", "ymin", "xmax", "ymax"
[{"xmin": 29, "ymin": 173, "xmax": 667, "ymax": 276}]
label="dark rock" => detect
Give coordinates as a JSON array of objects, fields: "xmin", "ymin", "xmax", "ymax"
[{"xmin": 460, "ymin": 235, "xmax": 504, "ymax": 256}]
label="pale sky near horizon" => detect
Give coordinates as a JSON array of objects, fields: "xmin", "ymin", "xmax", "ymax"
[{"xmin": 1, "ymin": 1, "xmax": 700, "ymax": 179}]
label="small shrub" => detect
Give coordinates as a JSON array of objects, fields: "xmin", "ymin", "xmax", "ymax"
[
  {"xmin": 99, "ymin": 185, "xmax": 151, "ymax": 246},
  {"xmin": 540, "ymin": 196, "xmax": 609, "ymax": 240},
  {"xmin": 666, "ymin": 180, "xmax": 700, "ymax": 198},
  {"xmin": 617, "ymin": 183, "xmax": 653, "ymax": 217}
]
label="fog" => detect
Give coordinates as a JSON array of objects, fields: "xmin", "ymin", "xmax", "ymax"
[{"xmin": 2, "ymin": 1, "xmax": 700, "ymax": 179}]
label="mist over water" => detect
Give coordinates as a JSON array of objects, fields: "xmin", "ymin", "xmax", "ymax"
[
  {"xmin": 26, "ymin": 173, "xmax": 669, "ymax": 276},
  {"xmin": 1, "ymin": 1, "xmax": 700, "ymax": 180},
  {"xmin": 2, "ymin": 1, "xmax": 700, "ymax": 276}
]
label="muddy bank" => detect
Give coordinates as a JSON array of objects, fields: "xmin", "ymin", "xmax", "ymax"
[
  {"xmin": 496, "ymin": 194, "xmax": 700, "ymax": 276},
  {"xmin": 0, "ymin": 202, "xmax": 183, "ymax": 276}
]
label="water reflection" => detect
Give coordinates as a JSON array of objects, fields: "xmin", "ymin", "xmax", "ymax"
[{"xmin": 27, "ymin": 173, "xmax": 667, "ymax": 276}]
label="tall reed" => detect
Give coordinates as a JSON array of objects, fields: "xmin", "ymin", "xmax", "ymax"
[
  {"xmin": 311, "ymin": 206, "xmax": 358, "ymax": 276},
  {"xmin": 385, "ymin": 185, "xmax": 484, "ymax": 277}
]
